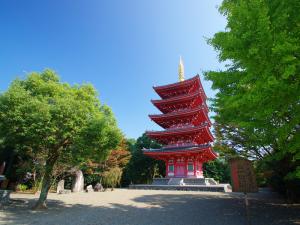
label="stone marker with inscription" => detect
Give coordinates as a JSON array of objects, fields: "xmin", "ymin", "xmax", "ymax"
[
  {"xmin": 229, "ymin": 157, "xmax": 257, "ymax": 225},
  {"xmin": 229, "ymin": 158, "xmax": 258, "ymax": 193}
]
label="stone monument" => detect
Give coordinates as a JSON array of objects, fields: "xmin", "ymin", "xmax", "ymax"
[{"xmin": 72, "ymin": 170, "xmax": 84, "ymax": 192}]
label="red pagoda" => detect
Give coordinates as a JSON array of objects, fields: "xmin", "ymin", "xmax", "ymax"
[{"xmin": 143, "ymin": 58, "xmax": 217, "ymax": 178}]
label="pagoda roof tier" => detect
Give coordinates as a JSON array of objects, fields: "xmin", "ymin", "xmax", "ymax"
[
  {"xmin": 146, "ymin": 124, "xmax": 214, "ymax": 145},
  {"xmin": 153, "ymin": 75, "xmax": 207, "ymax": 100},
  {"xmin": 143, "ymin": 145, "xmax": 217, "ymax": 162},
  {"xmin": 151, "ymin": 90, "xmax": 206, "ymax": 114},
  {"xmin": 149, "ymin": 106, "xmax": 210, "ymax": 129}
]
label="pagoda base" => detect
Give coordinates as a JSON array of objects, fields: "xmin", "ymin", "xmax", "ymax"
[
  {"xmin": 129, "ymin": 178, "xmax": 232, "ymax": 192},
  {"xmin": 143, "ymin": 146, "xmax": 217, "ymax": 179}
]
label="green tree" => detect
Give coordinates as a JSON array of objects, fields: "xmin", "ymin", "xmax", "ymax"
[
  {"xmin": 204, "ymin": 158, "xmax": 230, "ymax": 183},
  {"xmin": 0, "ymin": 70, "xmax": 122, "ymax": 209},
  {"xmin": 102, "ymin": 167, "xmax": 122, "ymax": 190},
  {"xmin": 205, "ymin": 0, "xmax": 300, "ymax": 198},
  {"xmin": 82, "ymin": 137, "xmax": 131, "ymax": 187},
  {"xmin": 122, "ymin": 133, "xmax": 165, "ymax": 185}
]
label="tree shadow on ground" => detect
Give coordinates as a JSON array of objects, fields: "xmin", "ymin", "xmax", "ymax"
[{"xmin": 0, "ymin": 192, "xmax": 299, "ymax": 225}]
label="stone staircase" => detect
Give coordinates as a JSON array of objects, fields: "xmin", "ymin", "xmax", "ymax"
[
  {"xmin": 183, "ymin": 178, "xmax": 206, "ymax": 185},
  {"xmin": 167, "ymin": 178, "xmax": 184, "ymax": 185},
  {"xmin": 183, "ymin": 178, "xmax": 218, "ymax": 186},
  {"xmin": 130, "ymin": 177, "xmax": 231, "ymax": 192},
  {"xmin": 152, "ymin": 178, "xmax": 170, "ymax": 185},
  {"xmin": 152, "ymin": 178, "xmax": 218, "ymax": 186}
]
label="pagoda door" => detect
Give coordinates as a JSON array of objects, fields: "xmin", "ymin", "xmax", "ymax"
[{"xmin": 175, "ymin": 164, "xmax": 185, "ymax": 177}]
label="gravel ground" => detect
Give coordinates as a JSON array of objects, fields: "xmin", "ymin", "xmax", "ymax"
[{"xmin": 0, "ymin": 189, "xmax": 299, "ymax": 225}]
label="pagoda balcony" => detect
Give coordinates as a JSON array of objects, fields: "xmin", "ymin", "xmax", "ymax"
[
  {"xmin": 151, "ymin": 90, "xmax": 206, "ymax": 114},
  {"xmin": 143, "ymin": 144, "xmax": 217, "ymax": 162},
  {"xmin": 149, "ymin": 106, "xmax": 210, "ymax": 129},
  {"xmin": 168, "ymin": 124, "xmax": 197, "ymax": 129},
  {"xmin": 163, "ymin": 142, "xmax": 205, "ymax": 150},
  {"xmin": 144, "ymin": 143, "xmax": 210, "ymax": 152},
  {"xmin": 147, "ymin": 123, "xmax": 208, "ymax": 134},
  {"xmin": 146, "ymin": 124, "xmax": 214, "ymax": 145}
]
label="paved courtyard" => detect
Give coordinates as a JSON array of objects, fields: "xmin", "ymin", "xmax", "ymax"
[{"xmin": 0, "ymin": 189, "xmax": 299, "ymax": 225}]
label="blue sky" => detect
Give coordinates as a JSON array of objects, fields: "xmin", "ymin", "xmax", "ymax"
[{"xmin": 0, "ymin": 0, "xmax": 226, "ymax": 139}]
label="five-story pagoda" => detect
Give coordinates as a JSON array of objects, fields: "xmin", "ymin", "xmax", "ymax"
[{"xmin": 143, "ymin": 58, "xmax": 217, "ymax": 178}]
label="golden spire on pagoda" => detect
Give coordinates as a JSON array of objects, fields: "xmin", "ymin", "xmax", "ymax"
[{"xmin": 178, "ymin": 56, "xmax": 185, "ymax": 82}]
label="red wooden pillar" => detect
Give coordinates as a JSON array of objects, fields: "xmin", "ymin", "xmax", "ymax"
[
  {"xmin": 193, "ymin": 158, "xmax": 197, "ymax": 177},
  {"xmin": 165, "ymin": 159, "xmax": 169, "ymax": 177},
  {"xmin": 174, "ymin": 157, "xmax": 177, "ymax": 177},
  {"xmin": 184, "ymin": 157, "xmax": 187, "ymax": 177}
]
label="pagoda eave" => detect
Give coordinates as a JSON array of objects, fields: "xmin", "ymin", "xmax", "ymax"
[
  {"xmin": 149, "ymin": 106, "xmax": 211, "ymax": 129},
  {"xmin": 149, "ymin": 105, "xmax": 207, "ymax": 119},
  {"xmin": 146, "ymin": 125, "xmax": 213, "ymax": 140},
  {"xmin": 153, "ymin": 75, "xmax": 208, "ymax": 100},
  {"xmin": 151, "ymin": 91, "xmax": 206, "ymax": 114},
  {"xmin": 153, "ymin": 75, "xmax": 199, "ymax": 92},
  {"xmin": 151, "ymin": 89, "xmax": 204, "ymax": 106},
  {"xmin": 143, "ymin": 147, "xmax": 217, "ymax": 162}
]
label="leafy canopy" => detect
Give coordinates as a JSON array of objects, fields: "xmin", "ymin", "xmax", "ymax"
[
  {"xmin": 0, "ymin": 70, "xmax": 121, "ymax": 161},
  {"xmin": 0, "ymin": 70, "xmax": 122, "ymax": 208},
  {"xmin": 205, "ymin": 0, "xmax": 300, "ymax": 180},
  {"xmin": 122, "ymin": 133, "xmax": 165, "ymax": 185}
]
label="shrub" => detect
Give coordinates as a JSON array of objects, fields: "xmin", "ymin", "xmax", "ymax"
[
  {"xmin": 102, "ymin": 167, "xmax": 122, "ymax": 190},
  {"xmin": 17, "ymin": 184, "xmax": 28, "ymax": 192}
]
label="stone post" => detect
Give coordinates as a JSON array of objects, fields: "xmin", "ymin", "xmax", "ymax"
[
  {"xmin": 56, "ymin": 179, "xmax": 65, "ymax": 194},
  {"xmin": 72, "ymin": 170, "xmax": 84, "ymax": 192}
]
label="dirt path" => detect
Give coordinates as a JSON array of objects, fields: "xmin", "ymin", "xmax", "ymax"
[{"xmin": 0, "ymin": 189, "xmax": 299, "ymax": 225}]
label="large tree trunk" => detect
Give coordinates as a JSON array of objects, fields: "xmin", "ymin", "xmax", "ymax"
[{"xmin": 32, "ymin": 152, "xmax": 58, "ymax": 210}]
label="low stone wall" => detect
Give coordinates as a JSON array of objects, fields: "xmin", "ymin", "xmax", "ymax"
[
  {"xmin": 0, "ymin": 190, "xmax": 11, "ymax": 205},
  {"xmin": 152, "ymin": 178, "xmax": 170, "ymax": 185}
]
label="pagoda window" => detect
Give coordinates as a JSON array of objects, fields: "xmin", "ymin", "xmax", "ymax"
[
  {"xmin": 168, "ymin": 164, "xmax": 174, "ymax": 172},
  {"xmin": 187, "ymin": 163, "xmax": 194, "ymax": 172}
]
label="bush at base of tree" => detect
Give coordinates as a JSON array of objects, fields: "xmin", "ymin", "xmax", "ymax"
[
  {"xmin": 102, "ymin": 167, "xmax": 122, "ymax": 190},
  {"xmin": 81, "ymin": 138, "xmax": 131, "ymax": 188}
]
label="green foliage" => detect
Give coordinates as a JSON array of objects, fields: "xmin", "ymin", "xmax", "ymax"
[
  {"xmin": 83, "ymin": 173, "xmax": 100, "ymax": 186},
  {"xmin": 206, "ymin": 0, "xmax": 300, "ymax": 200},
  {"xmin": 82, "ymin": 138, "xmax": 131, "ymax": 187},
  {"xmin": 17, "ymin": 184, "xmax": 28, "ymax": 192},
  {"xmin": 0, "ymin": 70, "xmax": 122, "ymax": 206},
  {"xmin": 122, "ymin": 133, "xmax": 165, "ymax": 185},
  {"xmin": 102, "ymin": 167, "xmax": 122, "ymax": 189},
  {"xmin": 31, "ymin": 179, "xmax": 43, "ymax": 193},
  {"xmin": 204, "ymin": 158, "xmax": 230, "ymax": 183}
]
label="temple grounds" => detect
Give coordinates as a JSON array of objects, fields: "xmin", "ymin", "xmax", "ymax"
[{"xmin": 1, "ymin": 189, "xmax": 299, "ymax": 225}]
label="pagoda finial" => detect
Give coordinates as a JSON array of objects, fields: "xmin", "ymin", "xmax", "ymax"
[{"xmin": 178, "ymin": 56, "xmax": 185, "ymax": 82}]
